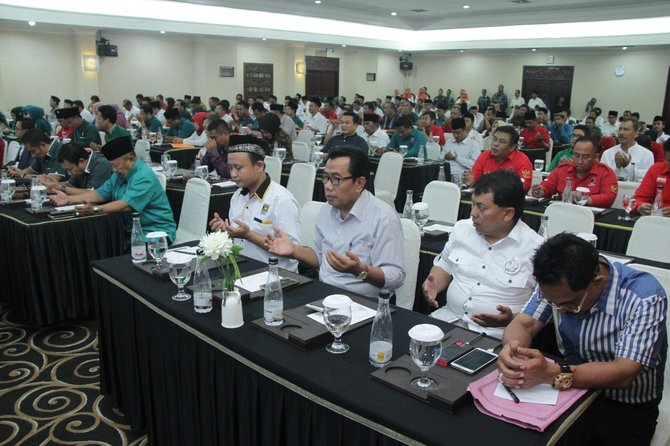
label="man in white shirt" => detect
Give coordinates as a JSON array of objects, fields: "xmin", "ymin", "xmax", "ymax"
[
  {"xmin": 266, "ymin": 146, "xmax": 405, "ymax": 298},
  {"xmin": 122, "ymin": 99, "xmax": 140, "ymax": 122},
  {"xmin": 209, "ymin": 135, "xmax": 301, "ymax": 272},
  {"xmin": 653, "ymin": 115, "xmax": 669, "ymax": 144},
  {"xmin": 601, "ymin": 118, "xmax": 654, "ymax": 180},
  {"xmin": 270, "ymin": 104, "xmax": 297, "ymax": 141},
  {"xmin": 527, "ymin": 91, "xmax": 546, "ymax": 111},
  {"xmin": 74, "ymin": 100, "xmax": 94, "ymax": 123},
  {"xmin": 303, "ymin": 97, "xmax": 329, "ymax": 134},
  {"xmin": 600, "ymin": 110, "xmax": 620, "ymax": 137},
  {"xmin": 422, "ymin": 169, "xmax": 543, "ymax": 338},
  {"xmin": 439, "ymin": 117, "xmax": 480, "ymax": 178},
  {"xmin": 463, "ymin": 111, "xmax": 484, "ymax": 151},
  {"xmin": 361, "ymin": 113, "xmax": 390, "ymax": 153},
  {"xmin": 509, "ymin": 89, "xmax": 525, "ymax": 114}
]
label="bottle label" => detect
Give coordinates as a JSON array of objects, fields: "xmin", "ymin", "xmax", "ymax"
[{"xmin": 131, "ymin": 245, "xmax": 147, "ymax": 263}]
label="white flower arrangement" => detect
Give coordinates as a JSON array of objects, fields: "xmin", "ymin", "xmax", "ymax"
[{"xmin": 198, "ymin": 231, "xmax": 242, "ymax": 294}]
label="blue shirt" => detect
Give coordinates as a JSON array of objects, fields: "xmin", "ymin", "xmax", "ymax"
[
  {"xmin": 96, "ymin": 159, "xmax": 176, "ymax": 242},
  {"xmin": 321, "ymin": 133, "xmax": 369, "ymax": 154},
  {"xmin": 387, "ymin": 128, "xmax": 427, "ymax": 158},
  {"xmin": 523, "ymin": 261, "xmax": 667, "ymax": 404},
  {"xmin": 548, "ymin": 122, "xmax": 573, "ymax": 145}
]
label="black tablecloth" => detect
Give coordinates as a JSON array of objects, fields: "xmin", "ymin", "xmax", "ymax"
[
  {"xmin": 520, "ymin": 148, "xmax": 546, "ymax": 164},
  {"xmin": 151, "ymin": 146, "xmax": 200, "ymax": 169},
  {"xmin": 92, "ymin": 253, "xmax": 596, "ymax": 446},
  {"xmin": 165, "ymin": 179, "xmax": 235, "ymax": 226},
  {"xmin": 0, "ymin": 205, "xmax": 125, "ymax": 325}
]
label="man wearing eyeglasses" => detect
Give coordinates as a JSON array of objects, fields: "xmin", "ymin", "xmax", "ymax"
[
  {"xmin": 498, "ymin": 233, "xmax": 666, "ymax": 445},
  {"xmin": 531, "ymin": 135, "xmax": 617, "ymax": 207},
  {"xmin": 265, "ymin": 146, "xmax": 405, "ymax": 298}
]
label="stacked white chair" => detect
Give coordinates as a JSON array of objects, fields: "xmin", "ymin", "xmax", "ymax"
[
  {"xmin": 5, "ymin": 141, "xmax": 20, "ymax": 164},
  {"xmin": 287, "ymin": 163, "xmax": 317, "ymax": 209},
  {"xmin": 422, "ymin": 180, "xmax": 461, "ymax": 224},
  {"xmin": 544, "ymin": 202, "xmax": 594, "ymax": 237},
  {"xmin": 297, "ymin": 129, "xmax": 314, "ymax": 143},
  {"xmin": 626, "ymin": 216, "xmax": 670, "ymax": 263},
  {"xmin": 299, "ymin": 201, "xmax": 325, "ymax": 251},
  {"xmin": 374, "ymin": 151, "xmax": 403, "ymax": 208},
  {"xmin": 264, "ymin": 156, "xmax": 282, "ymax": 183},
  {"xmin": 612, "ymin": 181, "xmax": 639, "ymax": 210},
  {"xmin": 425, "ymin": 143, "xmax": 441, "ymax": 160},
  {"xmin": 174, "ymin": 178, "xmax": 211, "ymax": 244},
  {"xmin": 395, "ymin": 218, "xmax": 420, "ymax": 310},
  {"xmin": 292, "ymin": 141, "xmax": 311, "ymax": 161}
]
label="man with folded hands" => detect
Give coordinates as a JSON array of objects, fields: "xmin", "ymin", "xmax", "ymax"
[
  {"xmin": 209, "ymin": 135, "xmax": 300, "ymax": 272},
  {"xmin": 531, "ymin": 135, "xmax": 618, "ymax": 207},
  {"xmin": 498, "ymin": 233, "xmax": 666, "ymax": 445},
  {"xmin": 43, "ymin": 142, "xmax": 112, "ymax": 197},
  {"xmin": 422, "ymin": 169, "xmax": 542, "ymax": 339}
]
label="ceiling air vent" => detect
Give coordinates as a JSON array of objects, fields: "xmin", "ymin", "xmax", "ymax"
[{"xmin": 410, "ymin": 9, "xmax": 428, "ymax": 13}]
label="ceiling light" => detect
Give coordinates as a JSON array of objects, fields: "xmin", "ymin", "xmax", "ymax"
[
  {"xmin": 28, "ymin": 21, "xmax": 36, "ymax": 26},
  {"xmin": 391, "ymin": 12, "xmax": 397, "ymax": 16},
  {"xmin": 314, "ymin": 0, "xmax": 321, "ymax": 3},
  {"xmin": 531, "ymin": 48, "xmax": 536, "ymax": 51},
  {"xmin": 341, "ymin": 44, "xmax": 346, "ymax": 47},
  {"xmin": 262, "ymin": 37, "xmax": 267, "ymax": 40},
  {"xmin": 160, "ymin": 30, "xmax": 166, "ymax": 34},
  {"xmin": 459, "ymin": 49, "xmax": 464, "ymax": 52},
  {"xmin": 463, "ymin": 5, "xmax": 470, "ymax": 9},
  {"xmin": 622, "ymin": 46, "xmax": 628, "ymax": 50}
]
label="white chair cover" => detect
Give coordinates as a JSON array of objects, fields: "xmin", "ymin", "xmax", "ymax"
[
  {"xmin": 374, "ymin": 151, "xmax": 403, "ymax": 208},
  {"xmin": 292, "ymin": 141, "xmax": 311, "ymax": 161},
  {"xmin": 264, "ymin": 156, "xmax": 282, "ymax": 184},
  {"xmin": 287, "ymin": 163, "xmax": 317, "ymax": 209},
  {"xmin": 174, "ymin": 178, "xmax": 211, "ymax": 244},
  {"xmin": 421, "ymin": 180, "xmax": 461, "ymax": 224},
  {"xmin": 297, "ymin": 129, "xmax": 314, "ymax": 143},
  {"xmin": 5, "ymin": 141, "xmax": 20, "ymax": 164},
  {"xmin": 544, "ymin": 202, "xmax": 594, "ymax": 237},
  {"xmin": 299, "ymin": 201, "xmax": 325, "ymax": 251},
  {"xmin": 395, "ymin": 218, "xmax": 420, "ymax": 310},
  {"xmin": 425, "ymin": 143, "xmax": 441, "ymax": 160},
  {"xmin": 134, "ymin": 139, "xmax": 151, "ymax": 162},
  {"xmin": 612, "ymin": 181, "xmax": 638, "ymax": 210},
  {"xmin": 626, "ymin": 216, "xmax": 670, "ymax": 262}
]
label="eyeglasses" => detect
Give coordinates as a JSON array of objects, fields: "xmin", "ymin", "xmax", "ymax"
[
  {"xmin": 542, "ymin": 288, "xmax": 589, "ymax": 314},
  {"xmin": 321, "ymin": 175, "xmax": 354, "ymax": 186}
]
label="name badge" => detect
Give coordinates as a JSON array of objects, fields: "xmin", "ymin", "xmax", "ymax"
[{"xmin": 504, "ymin": 258, "xmax": 520, "ymax": 275}]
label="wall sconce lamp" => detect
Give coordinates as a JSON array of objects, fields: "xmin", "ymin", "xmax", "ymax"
[
  {"xmin": 81, "ymin": 54, "xmax": 99, "ymax": 72},
  {"xmin": 295, "ymin": 61, "xmax": 305, "ymax": 74}
]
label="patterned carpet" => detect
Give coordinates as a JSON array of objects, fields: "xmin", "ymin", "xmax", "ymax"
[{"xmin": 0, "ymin": 305, "xmax": 147, "ymax": 446}]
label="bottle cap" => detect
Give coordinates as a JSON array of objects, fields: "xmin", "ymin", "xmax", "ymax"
[
  {"xmin": 408, "ymin": 324, "xmax": 444, "ymax": 343},
  {"xmin": 132, "ymin": 212, "xmax": 140, "ymax": 218},
  {"xmin": 322, "ymin": 294, "xmax": 352, "ymax": 309},
  {"xmin": 269, "ymin": 257, "xmax": 278, "ymax": 265}
]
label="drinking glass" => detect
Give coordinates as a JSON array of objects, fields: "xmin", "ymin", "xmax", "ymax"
[
  {"xmin": 619, "ymin": 194, "xmax": 636, "ymax": 221},
  {"xmin": 399, "ymin": 145, "xmax": 408, "ymax": 157},
  {"xmin": 30, "ymin": 185, "xmax": 47, "ymax": 211},
  {"xmin": 408, "ymin": 324, "xmax": 444, "ymax": 390},
  {"xmin": 168, "ymin": 258, "xmax": 193, "ymax": 301},
  {"xmin": 161, "ymin": 154, "xmax": 171, "ymax": 171},
  {"xmin": 275, "ymin": 148, "xmax": 287, "ymax": 163},
  {"xmin": 451, "ymin": 174, "xmax": 462, "ymax": 189},
  {"xmin": 322, "ymin": 294, "xmax": 353, "ymax": 354},
  {"xmin": 412, "ymin": 202, "xmax": 430, "ymax": 236},
  {"xmin": 431, "ymin": 135, "xmax": 440, "ymax": 144},
  {"xmin": 1, "ymin": 179, "xmax": 16, "ymax": 202},
  {"xmin": 195, "ymin": 165, "xmax": 209, "ymax": 180},
  {"xmin": 314, "ymin": 134, "xmax": 323, "ymax": 146},
  {"xmin": 533, "ymin": 159, "xmax": 545, "ymax": 172},
  {"xmin": 147, "ymin": 231, "xmax": 168, "ymax": 271},
  {"xmin": 149, "ymin": 132, "xmax": 156, "ymax": 144},
  {"xmin": 166, "ymin": 160, "xmax": 178, "ymax": 179},
  {"xmin": 575, "ymin": 187, "xmax": 589, "ymax": 206}
]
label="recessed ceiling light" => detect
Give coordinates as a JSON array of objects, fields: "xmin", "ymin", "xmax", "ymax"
[
  {"xmin": 391, "ymin": 11, "xmax": 397, "ymax": 16},
  {"xmin": 28, "ymin": 21, "xmax": 36, "ymax": 26},
  {"xmin": 160, "ymin": 30, "xmax": 166, "ymax": 34},
  {"xmin": 398, "ymin": 49, "xmax": 403, "ymax": 52},
  {"xmin": 341, "ymin": 44, "xmax": 346, "ymax": 47},
  {"xmin": 622, "ymin": 46, "xmax": 628, "ymax": 50},
  {"xmin": 262, "ymin": 37, "xmax": 267, "ymax": 41},
  {"xmin": 459, "ymin": 49, "xmax": 464, "ymax": 52},
  {"xmin": 463, "ymin": 5, "xmax": 470, "ymax": 9},
  {"xmin": 531, "ymin": 48, "xmax": 537, "ymax": 51},
  {"xmin": 314, "ymin": 0, "xmax": 321, "ymax": 3}
]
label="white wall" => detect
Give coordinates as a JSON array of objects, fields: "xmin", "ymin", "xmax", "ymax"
[{"xmin": 1, "ymin": 27, "xmax": 668, "ymax": 122}]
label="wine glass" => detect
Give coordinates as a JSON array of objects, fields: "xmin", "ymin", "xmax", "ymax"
[
  {"xmin": 161, "ymin": 153, "xmax": 171, "ymax": 171},
  {"xmin": 167, "ymin": 254, "xmax": 193, "ymax": 301},
  {"xmin": 399, "ymin": 144, "xmax": 408, "ymax": 157},
  {"xmin": 195, "ymin": 165, "xmax": 209, "ymax": 180},
  {"xmin": 451, "ymin": 174, "xmax": 462, "ymax": 189},
  {"xmin": 619, "ymin": 194, "xmax": 636, "ymax": 220},
  {"xmin": 408, "ymin": 324, "xmax": 444, "ymax": 390},
  {"xmin": 322, "ymin": 294, "xmax": 353, "ymax": 354},
  {"xmin": 30, "ymin": 185, "xmax": 47, "ymax": 211},
  {"xmin": 276, "ymin": 148, "xmax": 287, "ymax": 163},
  {"xmin": 412, "ymin": 202, "xmax": 430, "ymax": 236},
  {"xmin": 1, "ymin": 179, "xmax": 16, "ymax": 202},
  {"xmin": 533, "ymin": 159, "xmax": 545, "ymax": 172},
  {"xmin": 166, "ymin": 160, "xmax": 178, "ymax": 179},
  {"xmin": 147, "ymin": 231, "xmax": 168, "ymax": 271},
  {"xmin": 314, "ymin": 134, "xmax": 324, "ymax": 146},
  {"xmin": 574, "ymin": 187, "xmax": 589, "ymax": 206}
]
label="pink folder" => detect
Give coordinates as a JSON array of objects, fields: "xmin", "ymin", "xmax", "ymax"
[{"xmin": 468, "ymin": 369, "xmax": 588, "ymax": 432}]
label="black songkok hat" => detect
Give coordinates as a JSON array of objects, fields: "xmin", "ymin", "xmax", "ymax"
[
  {"xmin": 269, "ymin": 104, "xmax": 283, "ymax": 111},
  {"xmin": 608, "ymin": 110, "xmax": 619, "ymax": 117},
  {"xmin": 451, "ymin": 117, "xmax": 466, "ymax": 130},
  {"xmin": 164, "ymin": 108, "xmax": 180, "ymax": 120},
  {"xmin": 524, "ymin": 110, "xmax": 537, "ymax": 121},
  {"xmin": 57, "ymin": 107, "xmax": 79, "ymax": 119},
  {"xmin": 101, "ymin": 136, "xmax": 134, "ymax": 161},
  {"xmin": 363, "ymin": 113, "xmax": 380, "ymax": 123}
]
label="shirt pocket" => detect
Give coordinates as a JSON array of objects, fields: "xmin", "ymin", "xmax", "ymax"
[
  {"xmin": 447, "ymin": 250, "xmax": 476, "ymax": 268},
  {"xmin": 491, "ymin": 264, "xmax": 529, "ymax": 289},
  {"xmin": 251, "ymin": 216, "xmax": 274, "ymax": 237}
]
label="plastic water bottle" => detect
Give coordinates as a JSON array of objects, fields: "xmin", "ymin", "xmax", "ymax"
[
  {"xmin": 562, "ymin": 176, "xmax": 573, "ymax": 204},
  {"xmin": 156, "ymin": 127, "xmax": 163, "ymax": 145},
  {"xmin": 263, "ymin": 257, "xmax": 284, "ymax": 326},
  {"xmin": 193, "ymin": 256, "xmax": 213, "ymax": 313},
  {"xmin": 130, "ymin": 213, "xmax": 147, "ymax": 263},
  {"xmin": 437, "ymin": 165, "xmax": 446, "ymax": 182},
  {"xmin": 417, "ymin": 144, "xmax": 425, "ymax": 165},
  {"xmin": 652, "ymin": 177, "xmax": 666, "ymax": 216},
  {"xmin": 538, "ymin": 215, "xmax": 549, "ymax": 240},
  {"xmin": 403, "ymin": 190, "xmax": 414, "ymax": 219},
  {"xmin": 630, "ymin": 162, "xmax": 636, "ymax": 182},
  {"xmin": 369, "ymin": 289, "xmax": 393, "ymax": 367}
]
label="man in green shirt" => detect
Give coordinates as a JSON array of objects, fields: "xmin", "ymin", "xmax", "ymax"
[
  {"xmin": 45, "ymin": 143, "xmax": 112, "ymax": 199},
  {"xmin": 547, "ymin": 124, "xmax": 589, "ymax": 172},
  {"xmin": 163, "ymin": 108, "xmax": 196, "ymax": 142},
  {"xmin": 92, "ymin": 105, "xmax": 130, "ymax": 150},
  {"xmin": 60, "ymin": 106, "xmax": 101, "ymax": 148},
  {"xmin": 138, "ymin": 104, "xmax": 163, "ymax": 133},
  {"xmin": 386, "ymin": 116, "xmax": 428, "ymax": 158},
  {"xmin": 59, "ymin": 136, "xmax": 177, "ymax": 242},
  {"xmin": 7, "ymin": 128, "xmax": 66, "ymax": 180}
]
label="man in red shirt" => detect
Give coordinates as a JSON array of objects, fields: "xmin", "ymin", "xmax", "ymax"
[
  {"xmin": 465, "ymin": 125, "xmax": 533, "ymax": 192},
  {"xmin": 531, "ymin": 135, "xmax": 618, "ymax": 207},
  {"xmin": 635, "ymin": 139, "xmax": 670, "ymax": 216},
  {"xmin": 520, "ymin": 110, "xmax": 550, "ymax": 151},
  {"xmin": 417, "ymin": 111, "xmax": 446, "ymax": 146}
]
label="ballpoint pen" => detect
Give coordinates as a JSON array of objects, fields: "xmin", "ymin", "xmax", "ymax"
[{"xmin": 502, "ymin": 383, "xmax": 521, "ymax": 404}]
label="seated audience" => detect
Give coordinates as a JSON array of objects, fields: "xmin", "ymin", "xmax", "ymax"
[
  {"xmin": 547, "ymin": 124, "xmax": 589, "ymax": 172},
  {"xmin": 259, "ymin": 113, "xmax": 293, "ymax": 159},
  {"xmin": 386, "ymin": 116, "xmax": 428, "ymax": 158},
  {"xmin": 322, "ymin": 112, "xmax": 369, "ymax": 155},
  {"xmin": 92, "ymin": 105, "xmax": 131, "ymax": 150},
  {"xmin": 7, "ymin": 128, "xmax": 66, "ymax": 180},
  {"xmin": 200, "ymin": 118, "xmax": 231, "ymax": 178},
  {"xmin": 164, "ymin": 107, "xmax": 196, "ymax": 142},
  {"xmin": 45, "ymin": 142, "xmax": 112, "ymax": 196},
  {"xmin": 417, "ymin": 111, "xmax": 446, "ymax": 146},
  {"xmin": 634, "ymin": 138, "xmax": 670, "ymax": 216},
  {"xmin": 601, "ymin": 118, "xmax": 654, "ymax": 181},
  {"xmin": 520, "ymin": 110, "xmax": 550, "ymax": 151},
  {"xmin": 438, "ymin": 117, "xmax": 480, "ymax": 178},
  {"xmin": 361, "ymin": 113, "xmax": 390, "ymax": 154}
]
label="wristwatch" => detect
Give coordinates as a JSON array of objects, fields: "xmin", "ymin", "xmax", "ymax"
[
  {"xmin": 93, "ymin": 206, "xmax": 99, "ymax": 214},
  {"xmin": 356, "ymin": 264, "xmax": 369, "ymax": 281},
  {"xmin": 553, "ymin": 362, "xmax": 573, "ymax": 390}
]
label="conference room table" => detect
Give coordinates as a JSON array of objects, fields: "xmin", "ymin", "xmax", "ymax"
[
  {"xmin": 150, "ymin": 145, "xmax": 200, "ymax": 169},
  {"xmin": 92, "ymin": 251, "xmax": 598, "ymax": 446},
  {"xmin": 0, "ymin": 203, "xmax": 125, "ymax": 325}
]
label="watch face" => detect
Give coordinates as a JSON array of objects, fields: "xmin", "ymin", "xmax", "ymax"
[{"xmin": 555, "ymin": 373, "xmax": 573, "ymax": 390}]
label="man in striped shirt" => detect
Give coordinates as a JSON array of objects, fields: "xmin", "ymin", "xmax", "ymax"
[{"xmin": 498, "ymin": 233, "xmax": 667, "ymax": 445}]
